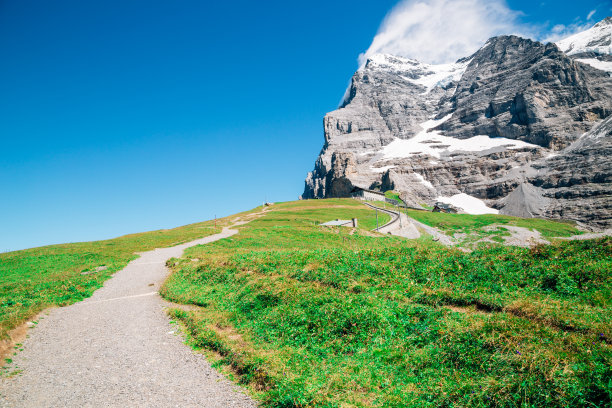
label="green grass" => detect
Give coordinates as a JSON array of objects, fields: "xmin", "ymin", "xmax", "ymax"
[
  {"xmin": 281, "ymin": 198, "xmax": 390, "ymax": 230},
  {"xmin": 0, "ymin": 210, "xmax": 258, "ymax": 342},
  {"xmin": 384, "ymin": 191, "xmax": 402, "ymax": 205},
  {"xmin": 0, "ymin": 199, "xmax": 384, "ymax": 345},
  {"xmin": 162, "ymin": 199, "xmax": 611, "ymax": 408},
  {"xmin": 403, "ymin": 209, "xmax": 583, "ymax": 248},
  {"xmin": 405, "ymin": 210, "xmax": 581, "ymax": 238}
]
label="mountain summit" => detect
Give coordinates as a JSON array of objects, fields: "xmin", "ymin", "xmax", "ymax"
[
  {"xmin": 304, "ymin": 18, "xmax": 612, "ymax": 228},
  {"xmin": 556, "ymin": 17, "xmax": 612, "ymax": 56},
  {"xmin": 556, "ymin": 17, "xmax": 612, "ymax": 72}
]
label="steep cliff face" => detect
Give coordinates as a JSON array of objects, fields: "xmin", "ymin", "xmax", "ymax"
[
  {"xmin": 304, "ymin": 19, "xmax": 612, "ymax": 228},
  {"xmin": 528, "ymin": 115, "xmax": 612, "ymax": 227},
  {"xmin": 304, "ymin": 54, "xmax": 469, "ymax": 199},
  {"xmin": 437, "ymin": 36, "xmax": 611, "ymax": 149}
]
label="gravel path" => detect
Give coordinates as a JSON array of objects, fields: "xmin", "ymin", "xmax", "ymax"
[
  {"xmin": 405, "ymin": 216, "xmax": 457, "ymax": 246},
  {"xmin": 485, "ymin": 225, "xmax": 549, "ymax": 247},
  {"xmin": 555, "ymin": 228, "xmax": 612, "ymax": 240},
  {"xmin": 0, "ymin": 227, "xmax": 257, "ymax": 408},
  {"xmin": 363, "ymin": 203, "xmax": 421, "ymax": 239}
]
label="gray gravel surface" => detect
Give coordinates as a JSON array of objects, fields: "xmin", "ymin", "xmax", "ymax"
[
  {"xmin": 555, "ymin": 228, "xmax": 612, "ymax": 240},
  {"xmin": 405, "ymin": 216, "xmax": 457, "ymax": 246},
  {"xmin": 363, "ymin": 204, "xmax": 421, "ymax": 239},
  {"xmin": 0, "ymin": 228, "xmax": 257, "ymax": 408},
  {"xmin": 493, "ymin": 225, "xmax": 549, "ymax": 247}
]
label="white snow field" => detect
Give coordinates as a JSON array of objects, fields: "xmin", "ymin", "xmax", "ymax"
[
  {"xmin": 556, "ymin": 18, "xmax": 611, "ymax": 56},
  {"xmin": 381, "ymin": 115, "xmax": 539, "ymax": 160},
  {"xmin": 436, "ymin": 193, "xmax": 499, "ymax": 215}
]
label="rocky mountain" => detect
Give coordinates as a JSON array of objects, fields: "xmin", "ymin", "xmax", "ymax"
[
  {"xmin": 303, "ymin": 18, "xmax": 612, "ymax": 228},
  {"xmin": 556, "ymin": 17, "xmax": 612, "ymax": 72}
]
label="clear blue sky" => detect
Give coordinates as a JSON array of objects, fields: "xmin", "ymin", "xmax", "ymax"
[{"xmin": 0, "ymin": 0, "xmax": 608, "ymax": 251}]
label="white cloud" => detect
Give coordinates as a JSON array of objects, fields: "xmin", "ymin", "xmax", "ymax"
[
  {"xmin": 541, "ymin": 21, "xmax": 592, "ymax": 43},
  {"xmin": 359, "ymin": 0, "xmax": 536, "ymax": 65},
  {"xmin": 587, "ymin": 9, "xmax": 596, "ymax": 20}
]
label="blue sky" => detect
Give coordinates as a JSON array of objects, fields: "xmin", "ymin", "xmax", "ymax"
[{"xmin": 0, "ymin": 0, "xmax": 609, "ymax": 251}]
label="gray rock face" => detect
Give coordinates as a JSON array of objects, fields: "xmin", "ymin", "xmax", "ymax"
[
  {"xmin": 437, "ymin": 36, "xmax": 611, "ymax": 149},
  {"xmin": 304, "ymin": 19, "xmax": 612, "ymax": 228},
  {"xmin": 304, "ymin": 54, "xmax": 466, "ymax": 199},
  {"xmin": 527, "ymin": 115, "xmax": 612, "ymax": 228}
]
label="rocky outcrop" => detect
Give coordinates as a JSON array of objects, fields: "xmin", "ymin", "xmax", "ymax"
[
  {"xmin": 303, "ymin": 54, "xmax": 468, "ymax": 199},
  {"xmin": 437, "ymin": 36, "xmax": 611, "ymax": 149},
  {"xmin": 527, "ymin": 115, "xmax": 612, "ymax": 228},
  {"xmin": 303, "ymin": 18, "xmax": 612, "ymax": 228}
]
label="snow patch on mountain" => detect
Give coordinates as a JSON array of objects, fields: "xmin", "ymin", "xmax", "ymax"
[
  {"xmin": 370, "ymin": 165, "xmax": 396, "ymax": 173},
  {"xmin": 576, "ymin": 58, "xmax": 612, "ymax": 73},
  {"xmin": 380, "ymin": 115, "xmax": 540, "ymax": 160},
  {"xmin": 367, "ymin": 54, "xmax": 470, "ymax": 93},
  {"xmin": 414, "ymin": 173, "xmax": 434, "ymax": 189},
  {"xmin": 556, "ymin": 17, "xmax": 611, "ymax": 56},
  {"xmin": 365, "ymin": 53, "xmax": 421, "ymax": 70},
  {"xmin": 401, "ymin": 62, "xmax": 469, "ymax": 94},
  {"xmin": 436, "ymin": 193, "xmax": 499, "ymax": 215}
]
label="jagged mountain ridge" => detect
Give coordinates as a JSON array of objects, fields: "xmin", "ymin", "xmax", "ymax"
[
  {"xmin": 303, "ymin": 18, "xmax": 612, "ymax": 227},
  {"xmin": 556, "ymin": 16, "xmax": 612, "ymax": 72}
]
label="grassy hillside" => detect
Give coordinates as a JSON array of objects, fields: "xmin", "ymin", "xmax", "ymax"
[
  {"xmin": 0, "ymin": 201, "xmax": 387, "ymax": 355},
  {"xmin": 384, "ymin": 190, "xmax": 402, "ymax": 205},
  {"xmin": 404, "ymin": 209, "xmax": 582, "ymax": 239},
  {"xmin": 0, "ymin": 215, "xmax": 234, "ymax": 344},
  {"xmin": 163, "ymin": 199, "xmax": 611, "ymax": 408},
  {"xmin": 1, "ymin": 198, "xmax": 608, "ymax": 406}
]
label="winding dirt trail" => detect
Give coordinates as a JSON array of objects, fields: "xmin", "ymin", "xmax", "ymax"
[{"xmin": 0, "ymin": 227, "xmax": 257, "ymax": 408}]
